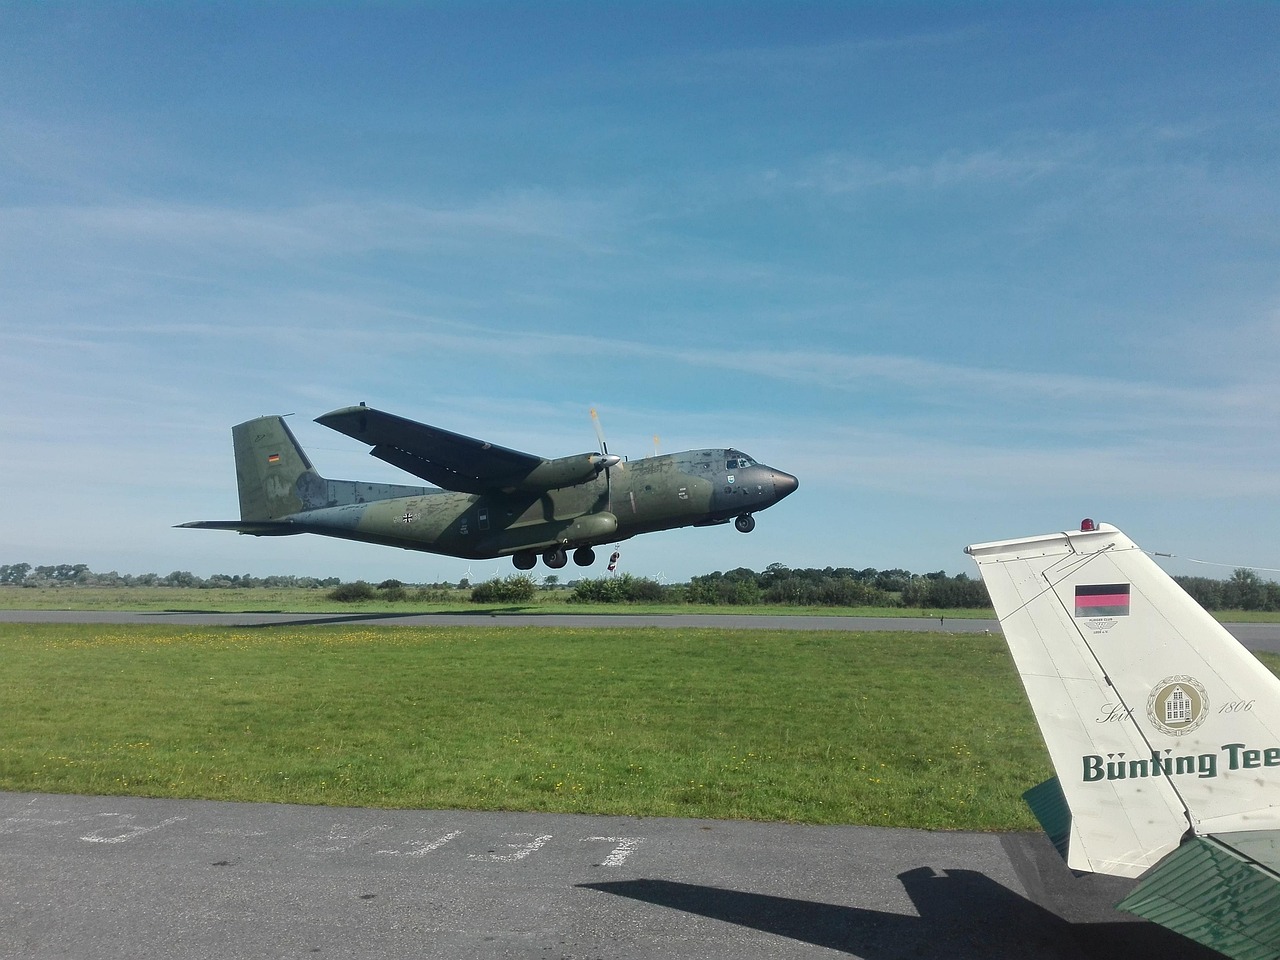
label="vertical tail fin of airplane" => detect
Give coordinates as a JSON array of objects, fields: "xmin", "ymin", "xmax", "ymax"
[
  {"xmin": 966, "ymin": 522, "xmax": 1280, "ymax": 879},
  {"xmin": 231, "ymin": 416, "xmax": 328, "ymax": 521}
]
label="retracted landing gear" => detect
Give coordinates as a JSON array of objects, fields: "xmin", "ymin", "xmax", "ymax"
[{"xmin": 735, "ymin": 514, "xmax": 756, "ymax": 533}]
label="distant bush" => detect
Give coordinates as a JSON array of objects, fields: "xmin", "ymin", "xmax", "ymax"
[
  {"xmin": 762, "ymin": 577, "xmax": 892, "ymax": 606},
  {"xmin": 377, "ymin": 579, "xmax": 408, "ymax": 602},
  {"xmin": 412, "ymin": 587, "xmax": 457, "ymax": 603},
  {"xmin": 569, "ymin": 574, "xmax": 668, "ymax": 604},
  {"xmin": 470, "ymin": 575, "xmax": 537, "ymax": 604},
  {"xmin": 899, "ymin": 573, "xmax": 989, "ymax": 609},
  {"xmin": 328, "ymin": 581, "xmax": 377, "ymax": 602},
  {"xmin": 685, "ymin": 564, "xmax": 994, "ymax": 608},
  {"xmin": 685, "ymin": 571, "xmax": 762, "ymax": 605}
]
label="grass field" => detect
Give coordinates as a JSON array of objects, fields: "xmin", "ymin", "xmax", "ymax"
[
  {"xmin": 6, "ymin": 622, "xmax": 1276, "ymax": 831},
  {"xmin": 1, "ymin": 622, "xmax": 1062, "ymax": 830}
]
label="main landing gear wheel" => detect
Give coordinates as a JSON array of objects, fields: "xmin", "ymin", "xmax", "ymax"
[
  {"xmin": 543, "ymin": 546, "xmax": 568, "ymax": 569},
  {"xmin": 735, "ymin": 514, "xmax": 756, "ymax": 533},
  {"xmin": 573, "ymin": 546, "xmax": 596, "ymax": 567},
  {"xmin": 513, "ymin": 551, "xmax": 537, "ymax": 571}
]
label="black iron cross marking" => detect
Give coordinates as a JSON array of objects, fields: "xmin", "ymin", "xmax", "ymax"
[{"xmin": 400, "ymin": 511, "xmax": 416, "ymax": 525}]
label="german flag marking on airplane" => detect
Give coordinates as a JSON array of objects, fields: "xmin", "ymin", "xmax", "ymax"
[{"xmin": 1075, "ymin": 583, "xmax": 1130, "ymax": 617}]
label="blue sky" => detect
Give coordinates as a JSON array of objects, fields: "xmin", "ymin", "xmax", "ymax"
[{"xmin": 3, "ymin": 3, "xmax": 1279, "ymax": 584}]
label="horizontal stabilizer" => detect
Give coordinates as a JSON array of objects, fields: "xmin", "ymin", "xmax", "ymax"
[
  {"xmin": 175, "ymin": 520, "xmax": 300, "ymax": 537},
  {"xmin": 1118, "ymin": 832, "xmax": 1280, "ymax": 960}
]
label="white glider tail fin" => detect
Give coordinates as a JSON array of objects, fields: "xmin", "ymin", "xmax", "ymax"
[{"xmin": 966, "ymin": 523, "xmax": 1280, "ymax": 879}]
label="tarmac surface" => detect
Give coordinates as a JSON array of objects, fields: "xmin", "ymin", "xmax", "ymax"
[
  {"xmin": 0, "ymin": 791, "xmax": 1224, "ymax": 960},
  {"xmin": 2, "ymin": 611, "xmax": 1264, "ymax": 957},
  {"xmin": 4, "ymin": 608, "xmax": 1278, "ymax": 653}
]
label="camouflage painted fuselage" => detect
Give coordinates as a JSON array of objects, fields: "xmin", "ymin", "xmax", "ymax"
[
  {"xmin": 182, "ymin": 415, "xmax": 797, "ymax": 567},
  {"xmin": 284, "ymin": 449, "xmax": 789, "ymax": 559}
]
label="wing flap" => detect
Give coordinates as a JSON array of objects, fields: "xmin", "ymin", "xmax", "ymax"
[{"xmin": 1118, "ymin": 833, "xmax": 1280, "ymax": 960}]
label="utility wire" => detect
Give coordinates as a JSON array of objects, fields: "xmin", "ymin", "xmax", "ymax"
[{"xmin": 1147, "ymin": 551, "xmax": 1280, "ymax": 576}]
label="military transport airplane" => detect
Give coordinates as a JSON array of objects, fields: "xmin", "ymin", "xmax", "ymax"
[
  {"xmin": 968, "ymin": 521, "xmax": 1280, "ymax": 960},
  {"xmin": 180, "ymin": 404, "xmax": 797, "ymax": 571}
]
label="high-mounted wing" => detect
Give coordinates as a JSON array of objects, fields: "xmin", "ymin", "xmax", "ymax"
[{"xmin": 316, "ymin": 405, "xmax": 616, "ymax": 495}]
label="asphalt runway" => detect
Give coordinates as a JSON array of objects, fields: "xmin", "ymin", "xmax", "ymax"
[
  {"xmin": 4, "ymin": 608, "xmax": 1279, "ymax": 653},
  {"xmin": 0, "ymin": 609, "xmax": 998, "ymax": 630},
  {"xmin": 0, "ymin": 791, "xmax": 1223, "ymax": 960}
]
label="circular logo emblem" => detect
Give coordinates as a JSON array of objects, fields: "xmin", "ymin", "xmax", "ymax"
[{"xmin": 1146, "ymin": 676, "xmax": 1208, "ymax": 737}]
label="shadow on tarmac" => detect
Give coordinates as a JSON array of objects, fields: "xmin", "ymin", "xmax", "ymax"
[{"xmin": 581, "ymin": 867, "xmax": 1223, "ymax": 959}]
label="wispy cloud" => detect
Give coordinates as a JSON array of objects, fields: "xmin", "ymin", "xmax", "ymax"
[
  {"xmin": 0, "ymin": 193, "xmax": 625, "ymax": 260},
  {"xmin": 787, "ymin": 146, "xmax": 1068, "ymax": 195},
  {"xmin": 637, "ymin": 27, "xmax": 987, "ymax": 85}
]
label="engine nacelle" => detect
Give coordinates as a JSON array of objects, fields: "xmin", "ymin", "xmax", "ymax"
[
  {"xmin": 507, "ymin": 453, "xmax": 619, "ymax": 492},
  {"xmin": 484, "ymin": 510, "xmax": 619, "ymax": 554}
]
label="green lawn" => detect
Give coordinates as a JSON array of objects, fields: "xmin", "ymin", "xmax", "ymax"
[{"xmin": 1, "ymin": 623, "xmax": 1057, "ymax": 829}]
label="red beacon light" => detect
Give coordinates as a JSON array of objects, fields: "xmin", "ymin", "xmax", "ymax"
[{"xmin": 1080, "ymin": 518, "xmax": 1097, "ymax": 532}]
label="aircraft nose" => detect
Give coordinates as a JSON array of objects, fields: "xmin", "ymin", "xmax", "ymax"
[{"xmin": 772, "ymin": 471, "xmax": 798, "ymax": 501}]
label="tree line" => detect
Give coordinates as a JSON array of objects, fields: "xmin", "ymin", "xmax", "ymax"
[
  {"xmin": 1173, "ymin": 569, "xmax": 1280, "ymax": 612},
  {"xmin": 467, "ymin": 565, "xmax": 992, "ymax": 607},
  {"xmin": 5, "ymin": 560, "xmax": 1279, "ymax": 612},
  {"xmin": 0, "ymin": 563, "xmax": 342, "ymax": 590},
  {"xmin": 0, "ymin": 560, "xmax": 987, "ymax": 607}
]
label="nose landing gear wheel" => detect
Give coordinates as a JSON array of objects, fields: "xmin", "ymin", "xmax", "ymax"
[
  {"xmin": 513, "ymin": 551, "xmax": 537, "ymax": 570},
  {"xmin": 735, "ymin": 514, "xmax": 756, "ymax": 533},
  {"xmin": 573, "ymin": 546, "xmax": 596, "ymax": 567},
  {"xmin": 543, "ymin": 546, "xmax": 568, "ymax": 569}
]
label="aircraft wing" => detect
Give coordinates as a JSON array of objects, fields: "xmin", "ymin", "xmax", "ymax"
[{"xmin": 315, "ymin": 405, "xmax": 545, "ymax": 494}]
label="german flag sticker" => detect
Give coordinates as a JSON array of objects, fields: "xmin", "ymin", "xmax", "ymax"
[{"xmin": 1075, "ymin": 583, "xmax": 1130, "ymax": 617}]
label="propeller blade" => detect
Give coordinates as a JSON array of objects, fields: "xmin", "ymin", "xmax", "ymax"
[
  {"xmin": 590, "ymin": 408, "xmax": 613, "ymax": 511},
  {"xmin": 590, "ymin": 407, "xmax": 608, "ymax": 455}
]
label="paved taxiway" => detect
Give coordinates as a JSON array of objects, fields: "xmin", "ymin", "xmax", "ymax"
[
  {"xmin": 4, "ymin": 608, "xmax": 1278, "ymax": 653},
  {"xmin": 2, "ymin": 612, "xmax": 1268, "ymax": 957},
  {"xmin": 1, "ymin": 792, "xmax": 1224, "ymax": 960},
  {"xmin": 0, "ymin": 610, "xmax": 998, "ymax": 630}
]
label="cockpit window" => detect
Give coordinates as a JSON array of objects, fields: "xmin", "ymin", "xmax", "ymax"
[{"xmin": 726, "ymin": 457, "xmax": 755, "ymax": 470}]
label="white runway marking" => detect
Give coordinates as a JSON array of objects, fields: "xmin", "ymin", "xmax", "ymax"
[
  {"xmin": 467, "ymin": 832, "xmax": 553, "ymax": 862},
  {"xmin": 377, "ymin": 829, "xmax": 464, "ymax": 857},
  {"xmin": 79, "ymin": 814, "xmax": 186, "ymax": 844}
]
